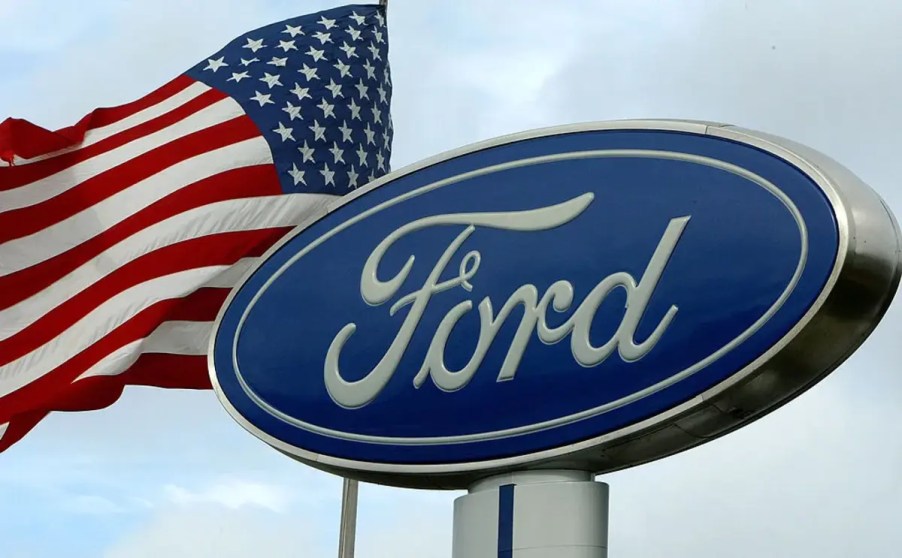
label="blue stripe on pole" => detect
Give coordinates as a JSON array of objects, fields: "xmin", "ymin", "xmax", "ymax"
[{"xmin": 498, "ymin": 484, "xmax": 515, "ymax": 558}]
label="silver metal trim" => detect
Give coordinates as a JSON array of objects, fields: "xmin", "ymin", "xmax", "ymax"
[{"xmin": 208, "ymin": 119, "xmax": 901, "ymax": 490}]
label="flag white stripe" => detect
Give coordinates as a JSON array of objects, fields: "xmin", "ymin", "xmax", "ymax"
[
  {"xmin": 142, "ymin": 320, "xmax": 212, "ymax": 355},
  {"xmin": 0, "ymin": 97, "xmax": 244, "ymax": 211},
  {"xmin": 0, "ymin": 136, "xmax": 271, "ymax": 275},
  {"xmin": 9, "ymin": 82, "xmax": 212, "ymax": 165},
  {"xmin": 0, "ymin": 422, "xmax": 7, "ymax": 441},
  {"xmin": 203, "ymin": 257, "xmax": 258, "ymax": 289},
  {"xmin": 0, "ymin": 195, "xmax": 329, "ymax": 341},
  {"xmin": 74, "ymin": 340, "xmax": 144, "ymax": 382},
  {"xmin": 74, "ymin": 320, "xmax": 212, "ymax": 382}
]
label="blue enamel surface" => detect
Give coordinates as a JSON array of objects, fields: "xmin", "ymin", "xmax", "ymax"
[{"xmin": 212, "ymin": 129, "xmax": 839, "ymax": 465}]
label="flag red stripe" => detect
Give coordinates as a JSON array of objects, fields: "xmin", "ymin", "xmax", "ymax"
[
  {"xmin": 0, "ymin": 110, "xmax": 253, "ymax": 241},
  {"xmin": 0, "ymin": 83, "xmax": 221, "ymax": 192},
  {"xmin": 0, "ymin": 287, "xmax": 230, "ymax": 424},
  {"xmin": 0, "ymin": 410, "xmax": 48, "ymax": 453},
  {"xmin": 162, "ymin": 287, "xmax": 230, "ymax": 322},
  {"xmin": 0, "ymin": 227, "xmax": 288, "ymax": 365},
  {"xmin": 54, "ymin": 354, "xmax": 212, "ymax": 412},
  {"xmin": 121, "ymin": 353, "xmax": 211, "ymax": 389}
]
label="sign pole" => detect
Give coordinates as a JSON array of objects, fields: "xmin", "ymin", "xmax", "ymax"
[
  {"xmin": 451, "ymin": 470, "xmax": 609, "ymax": 558},
  {"xmin": 337, "ymin": 477, "xmax": 360, "ymax": 558}
]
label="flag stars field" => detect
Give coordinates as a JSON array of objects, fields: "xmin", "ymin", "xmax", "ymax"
[
  {"xmin": 340, "ymin": 43, "xmax": 358, "ymax": 59},
  {"xmin": 250, "ymin": 91, "xmax": 273, "ymax": 106},
  {"xmin": 282, "ymin": 102, "xmax": 302, "ymax": 121},
  {"xmin": 363, "ymin": 59, "xmax": 376, "ymax": 79},
  {"xmin": 299, "ymin": 64, "xmax": 320, "ymax": 81},
  {"xmin": 204, "ymin": 57, "xmax": 228, "ymax": 72},
  {"xmin": 259, "ymin": 73, "xmax": 283, "ymax": 88},
  {"xmin": 320, "ymin": 162, "xmax": 336, "ymax": 186},
  {"xmin": 310, "ymin": 120, "xmax": 327, "ymax": 142},
  {"xmin": 243, "ymin": 38, "xmax": 265, "ymax": 52},
  {"xmin": 318, "ymin": 99, "xmax": 336, "ymax": 119},
  {"xmin": 288, "ymin": 164, "xmax": 306, "ymax": 186},
  {"xmin": 326, "ymin": 79, "xmax": 345, "ymax": 98},
  {"xmin": 335, "ymin": 59, "xmax": 353, "ymax": 78},
  {"xmin": 273, "ymin": 122, "xmax": 294, "ymax": 142},
  {"xmin": 339, "ymin": 121, "xmax": 353, "ymax": 143},
  {"xmin": 227, "ymin": 71, "xmax": 249, "ymax": 83},
  {"xmin": 313, "ymin": 32, "xmax": 333, "ymax": 45},
  {"xmin": 283, "ymin": 24, "xmax": 303, "ymax": 38},
  {"xmin": 307, "ymin": 47, "xmax": 326, "ymax": 63},
  {"xmin": 290, "ymin": 83, "xmax": 311, "ymax": 101},
  {"xmin": 350, "ymin": 11, "xmax": 367, "ymax": 26},
  {"xmin": 298, "ymin": 141, "xmax": 315, "ymax": 163},
  {"xmin": 347, "ymin": 166, "xmax": 360, "ymax": 189},
  {"xmin": 349, "ymin": 98, "xmax": 362, "ymax": 120},
  {"xmin": 192, "ymin": 7, "xmax": 392, "ymax": 192},
  {"xmin": 330, "ymin": 142, "xmax": 345, "ymax": 164}
]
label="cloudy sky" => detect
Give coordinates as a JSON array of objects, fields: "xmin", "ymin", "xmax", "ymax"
[{"xmin": 1, "ymin": 0, "xmax": 901, "ymax": 556}]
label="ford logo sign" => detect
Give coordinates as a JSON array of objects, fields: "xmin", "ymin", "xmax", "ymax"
[{"xmin": 210, "ymin": 121, "xmax": 900, "ymax": 489}]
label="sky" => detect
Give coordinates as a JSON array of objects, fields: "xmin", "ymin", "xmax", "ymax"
[{"xmin": 1, "ymin": 0, "xmax": 901, "ymax": 556}]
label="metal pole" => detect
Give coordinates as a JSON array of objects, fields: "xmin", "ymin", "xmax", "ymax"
[{"xmin": 337, "ymin": 478, "xmax": 359, "ymax": 558}]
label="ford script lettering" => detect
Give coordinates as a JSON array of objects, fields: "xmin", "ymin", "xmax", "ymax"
[
  {"xmin": 211, "ymin": 121, "xmax": 899, "ymax": 489},
  {"xmin": 324, "ymin": 195, "xmax": 690, "ymax": 408}
]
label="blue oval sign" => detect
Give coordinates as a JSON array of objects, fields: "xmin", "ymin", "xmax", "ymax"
[{"xmin": 211, "ymin": 121, "xmax": 900, "ymax": 487}]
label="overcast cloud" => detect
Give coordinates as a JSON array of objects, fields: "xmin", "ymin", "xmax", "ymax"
[{"xmin": 1, "ymin": 1, "xmax": 901, "ymax": 556}]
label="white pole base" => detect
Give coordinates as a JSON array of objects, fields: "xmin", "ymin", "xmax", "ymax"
[{"xmin": 452, "ymin": 470, "xmax": 609, "ymax": 558}]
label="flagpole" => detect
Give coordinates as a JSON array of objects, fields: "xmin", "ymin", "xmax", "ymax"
[{"xmin": 337, "ymin": 477, "xmax": 360, "ymax": 558}]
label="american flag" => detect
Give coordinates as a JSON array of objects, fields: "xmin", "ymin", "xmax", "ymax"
[{"xmin": 0, "ymin": 4, "xmax": 392, "ymax": 452}]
